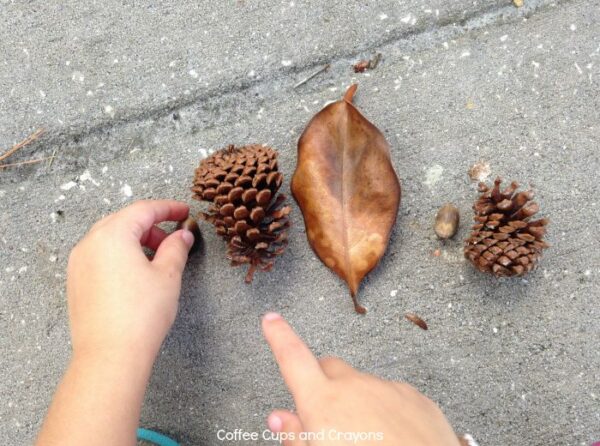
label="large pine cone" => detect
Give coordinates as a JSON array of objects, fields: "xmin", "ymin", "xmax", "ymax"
[
  {"xmin": 192, "ymin": 144, "xmax": 291, "ymax": 283},
  {"xmin": 464, "ymin": 178, "xmax": 549, "ymax": 277}
]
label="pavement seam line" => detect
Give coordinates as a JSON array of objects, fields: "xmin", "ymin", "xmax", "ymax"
[{"xmin": 1, "ymin": 0, "xmax": 572, "ymax": 180}]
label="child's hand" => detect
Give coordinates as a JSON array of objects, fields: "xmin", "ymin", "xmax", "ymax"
[
  {"xmin": 67, "ymin": 200, "xmax": 194, "ymax": 365},
  {"xmin": 36, "ymin": 200, "xmax": 194, "ymax": 446},
  {"xmin": 262, "ymin": 313, "xmax": 461, "ymax": 446}
]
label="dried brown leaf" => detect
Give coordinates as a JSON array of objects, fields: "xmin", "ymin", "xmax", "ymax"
[
  {"xmin": 353, "ymin": 60, "xmax": 370, "ymax": 73},
  {"xmin": 291, "ymin": 84, "xmax": 401, "ymax": 313},
  {"xmin": 468, "ymin": 160, "xmax": 491, "ymax": 182},
  {"xmin": 353, "ymin": 53, "xmax": 382, "ymax": 73},
  {"xmin": 404, "ymin": 312, "xmax": 428, "ymax": 330}
]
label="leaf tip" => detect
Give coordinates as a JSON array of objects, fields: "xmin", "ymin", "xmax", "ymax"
[{"xmin": 343, "ymin": 84, "xmax": 358, "ymax": 103}]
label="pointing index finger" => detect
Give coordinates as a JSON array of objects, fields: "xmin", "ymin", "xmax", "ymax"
[{"xmin": 262, "ymin": 313, "xmax": 326, "ymax": 402}]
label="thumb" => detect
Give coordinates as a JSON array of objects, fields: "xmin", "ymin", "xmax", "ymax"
[
  {"xmin": 267, "ymin": 410, "xmax": 308, "ymax": 446},
  {"xmin": 153, "ymin": 229, "xmax": 194, "ymax": 277}
]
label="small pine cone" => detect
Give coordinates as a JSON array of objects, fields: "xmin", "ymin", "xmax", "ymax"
[
  {"xmin": 192, "ymin": 144, "xmax": 291, "ymax": 283},
  {"xmin": 464, "ymin": 177, "xmax": 549, "ymax": 277}
]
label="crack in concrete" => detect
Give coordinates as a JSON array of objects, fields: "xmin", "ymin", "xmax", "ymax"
[{"xmin": 0, "ymin": 0, "xmax": 567, "ymax": 184}]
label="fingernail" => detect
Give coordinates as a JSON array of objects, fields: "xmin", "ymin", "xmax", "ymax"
[
  {"xmin": 268, "ymin": 414, "xmax": 283, "ymax": 432},
  {"xmin": 181, "ymin": 229, "xmax": 194, "ymax": 247},
  {"xmin": 263, "ymin": 312, "xmax": 282, "ymax": 322}
]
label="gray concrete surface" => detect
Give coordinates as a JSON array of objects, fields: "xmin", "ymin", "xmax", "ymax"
[{"xmin": 1, "ymin": 0, "xmax": 599, "ymax": 445}]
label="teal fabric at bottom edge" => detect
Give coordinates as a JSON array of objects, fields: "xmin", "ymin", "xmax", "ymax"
[{"xmin": 136, "ymin": 427, "xmax": 180, "ymax": 446}]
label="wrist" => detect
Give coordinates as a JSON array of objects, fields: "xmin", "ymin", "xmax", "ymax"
[{"xmin": 71, "ymin": 343, "xmax": 157, "ymax": 375}]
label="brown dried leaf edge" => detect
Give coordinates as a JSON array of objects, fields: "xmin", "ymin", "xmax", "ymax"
[{"xmin": 291, "ymin": 84, "xmax": 401, "ymax": 313}]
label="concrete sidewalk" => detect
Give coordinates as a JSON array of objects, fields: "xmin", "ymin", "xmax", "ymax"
[{"xmin": 1, "ymin": 0, "xmax": 599, "ymax": 444}]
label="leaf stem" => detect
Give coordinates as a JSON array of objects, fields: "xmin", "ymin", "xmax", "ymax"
[{"xmin": 343, "ymin": 84, "xmax": 358, "ymax": 103}]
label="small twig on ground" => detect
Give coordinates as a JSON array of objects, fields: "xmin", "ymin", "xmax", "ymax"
[
  {"xmin": 294, "ymin": 64, "xmax": 330, "ymax": 89},
  {"xmin": 0, "ymin": 157, "xmax": 52, "ymax": 169},
  {"xmin": 0, "ymin": 128, "xmax": 46, "ymax": 164},
  {"xmin": 48, "ymin": 148, "xmax": 58, "ymax": 168}
]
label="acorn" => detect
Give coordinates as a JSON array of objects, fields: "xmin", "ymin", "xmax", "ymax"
[
  {"xmin": 177, "ymin": 217, "xmax": 203, "ymax": 254},
  {"xmin": 434, "ymin": 203, "xmax": 460, "ymax": 239}
]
